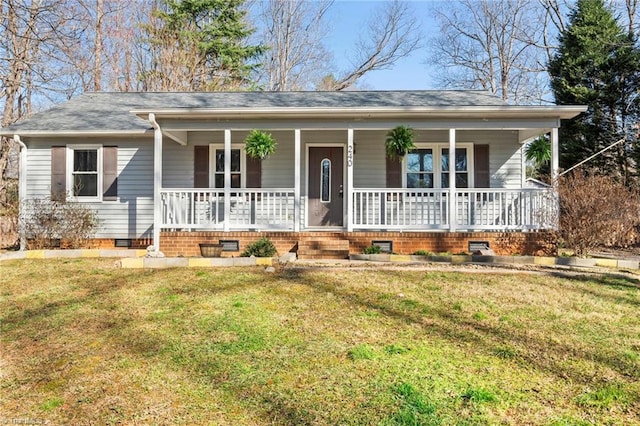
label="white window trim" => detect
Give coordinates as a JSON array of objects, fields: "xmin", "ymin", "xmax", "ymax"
[
  {"xmin": 66, "ymin": 144, "xmax": 103, "ymax": 202},
  {"xmin": 403, "ymin": 143, "xmax": 474, "ymax": 188},
  {"xmin": 209, "ymin": 143, "xmax": 246, "ymax": 188}
]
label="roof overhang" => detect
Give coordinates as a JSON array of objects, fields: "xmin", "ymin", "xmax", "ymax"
[
  {"xmin": 132, "ymin": 105, "xmax": 587, "ymax": 121},
  {"xmin": 0, "ymin": 129, "xmax": 152, "ymax": 137}
]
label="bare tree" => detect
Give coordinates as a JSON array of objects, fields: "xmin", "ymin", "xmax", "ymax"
[
  {"xmin": 0, "ymin": 0, "xmax": 92, "ymax": 208},
  {"xmin": 430, "ymin": 0, "xmax": 547, "ymax": 104},
  {"xmin": 331, "ymin": 0, "xmax": 421, "ymax": 91},
  {"xmin": 258, "ymin": 0, "xmax": 333, "ymax": 91}
]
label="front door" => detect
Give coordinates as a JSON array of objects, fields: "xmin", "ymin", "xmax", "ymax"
[{"xmin": 308, "ymin": 146, "xmax": 344, "ymax": 227}]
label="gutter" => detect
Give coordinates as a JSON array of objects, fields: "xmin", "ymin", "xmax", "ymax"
[
  {"xmin": 131, "ymin": 105, "xmax": 588, "ymax": 121},
  {"xmin": 13, "ymin": 134, "xmax": 26, "ymax": 251}
]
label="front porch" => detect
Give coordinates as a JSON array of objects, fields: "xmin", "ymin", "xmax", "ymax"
[{"xmin": 135, "ymin": 98, "xmax": 581, "ymax": 256}]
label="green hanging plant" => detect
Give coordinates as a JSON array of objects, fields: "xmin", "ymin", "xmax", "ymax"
[
  {"xmin": 244, "ymin": 130, "xmax": 277, "ymax": 160},
  {"xmin": 385, "ymin": 125, "xmax": 416, "ymax": 159}
]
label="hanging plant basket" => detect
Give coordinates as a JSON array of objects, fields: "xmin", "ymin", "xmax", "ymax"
[
  {"xmin": 385, "ymin": 125, "xmax": 416, "ymax": 160},
  {"xmin": 244, "ymin": 130, "xmax": 277, "ymax": 160}
]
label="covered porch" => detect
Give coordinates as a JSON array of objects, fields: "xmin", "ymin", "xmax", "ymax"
[{"xmin": 133, "ymin": 103, "xmax": 582, "ymax": 253}]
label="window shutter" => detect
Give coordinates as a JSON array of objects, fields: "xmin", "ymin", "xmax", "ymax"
[
  {"xmin": 194, "ymin": 145, "xmax": 209, "ymax": 188},
  {"xmin": 474, "ymin": 144, "xmax": 490, "ymax": 188},
  {"xmin": 386, "ymin": 156, "xmax": 402, "ymax": 188},
  {"xmin": 51, "ymin": 146, "xmax": 66, "ymax": 201},
  {"xmin": 103, "ymin": 146, "xmax": 118, "ymax": 200},
  {"xmin": 246, "ymin": 157, "xmax": 262, "ymax": 188}
]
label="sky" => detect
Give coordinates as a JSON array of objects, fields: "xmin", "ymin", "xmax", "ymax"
[{"xmin": 325, "ymin": 0, "xmax": 440, "ymax": 90}]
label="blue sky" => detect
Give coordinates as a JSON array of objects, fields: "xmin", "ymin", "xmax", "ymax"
[{"xmin": 326, "ymin": 0, "xmax": 439, "ymax": 90}]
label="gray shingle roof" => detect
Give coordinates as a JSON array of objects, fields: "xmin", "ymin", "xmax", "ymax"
[{"xmin": 2, "ymin": 90, "xmax": 508, "ymax": 133}]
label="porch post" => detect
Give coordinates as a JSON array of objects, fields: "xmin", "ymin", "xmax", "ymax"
[
  {"xmin": 224, "ymin": 129, "xmax": 231, "ymax": 232},
  {"xmin": 347, "ymin": 128, "xmax": 354, "ymax": 232},
  {"xmin": 149, "ymin": 113, "xmax": 163, "ymax": 253},
  {"xmin": 448, "ymin": 128, "xmax": 457, "ymax": 231},
  {"xmin": 294, "ymin": 129, "xmax": 301, "ymax": 232},
  {"xmin": 13, "ymin": 135, "xmax": 27, "ymax": 251},
  {"xmin": 550, "ymin": 127, "xmax": 559, "ymax": 184}
]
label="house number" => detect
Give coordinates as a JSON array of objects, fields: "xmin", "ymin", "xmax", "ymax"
[{"xmin": 347, "ymin": 144, "xmax": 354, "ymax": 167}]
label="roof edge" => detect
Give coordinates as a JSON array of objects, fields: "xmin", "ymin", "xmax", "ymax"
[{"xmin": 132, "ymin": 105, "xmax": 588, "ymax": 121}]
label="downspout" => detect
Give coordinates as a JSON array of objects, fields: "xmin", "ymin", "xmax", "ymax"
[
  {"xmin": 13, "ymin": 134, "xmax": 27, "ymax": 251},
  {"xmin": 148, "ymin": 113, "xmax": 162, "ymax": 255}
]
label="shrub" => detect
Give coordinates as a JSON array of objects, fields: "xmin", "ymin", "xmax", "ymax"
[
  {"xmin": 21, "ymin": 197, "xmax": 100, "ymax": 249},
  {"xmin": 240, "ymin": 237, "xmax": 277, "ymax": 257},
  {"xmin": 363, "ymin": 245, "xmax": 382, "ymax": 254},
  {"xmin": 557, "ymin": 172, "xmax": 640, "ymax": 256},
  {"xmin": 412, "ymin": 249, "xmax": 434, "ymax": 256}
]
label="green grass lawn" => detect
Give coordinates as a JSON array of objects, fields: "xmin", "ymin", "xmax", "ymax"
[{"xmin": 1, "ymin": 259, "xmax": 639, "ymax": 425}]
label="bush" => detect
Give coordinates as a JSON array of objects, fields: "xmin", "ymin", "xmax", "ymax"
[
  {"xmin": 558, "ymin": 172, "xmax": 640, "ymax": 256},
  {"xmin": 241, "ymin": 237, "xmax": 277, "ymax": 257},
  {"xmin": 363, "ymin": 245, "xmax": 382, "ymax": 254},
  {"xmin": 21, "ymin": 197, "xmax": 100, "ymax": 249}
]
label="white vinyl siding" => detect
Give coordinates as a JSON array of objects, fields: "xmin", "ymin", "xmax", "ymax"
[{"xmin": 25, "ymin": 137, "xmax": 154, "ymax": 239}]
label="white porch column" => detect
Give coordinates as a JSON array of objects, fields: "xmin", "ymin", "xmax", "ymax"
[
  {"xmin": 14, "ymin": 135, "xmax": 27, "ymax": 251},
  {"xmin": 224, "ymin": 129, "xmax": 231, "ymax": 232},
  {"xmin": 550, "ymin": 127, "xmax": 559, "ymax": 185},
  {"xmin": 448, "ymin": 128, "xmax": 457, "ymax": 231},
  {"xmin": 149, "ymin": 113, "xmax": 163, "ymax": 253},
  {"xmin": 294, "ymin": 129, "xmax": 301, "ymax": 232},
  {"xmin": 346, "ymin": 128, "xmax": 354, "ymax": 232}
]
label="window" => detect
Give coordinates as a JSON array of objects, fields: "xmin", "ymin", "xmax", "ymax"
[
  {"xmin": 407, "ymin": 149, "xmax": 434, "ymax": 188},
  {"xmin": 67, "ymin": 146, "xmax": 102, "ymax": 200},
  {"xmin": 441, "ymin": 147, "xmax": 469, "ymax": 188},
  {"xmin": 211, "ymin": 146, "xmax": 243, "ymax": 188},
  {"xmin": 320, "ymin": 158, "xmax": 331, "ymax": 202},
  {"xmin": 404, "ymin": 144, "xmax": 473, "ymax": 188}
]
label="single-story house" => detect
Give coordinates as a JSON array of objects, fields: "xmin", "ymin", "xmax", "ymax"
[{"xmin": 0, "ymin": 91, "xmax": 586, "ymax": 258}]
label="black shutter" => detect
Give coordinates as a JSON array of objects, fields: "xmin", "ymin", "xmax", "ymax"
[
  {"xmin": 103, "ymin": 146, "xmax": 118, "ymax": 200},
  {"xmin": 51, "ymin": 146, "xmax": 66, "ymax": 201},
  {"xmin": 194, "ymin": 145, "xmax": 209, "ymax": 188},
  {"xmin": 474, "ymin": 145, "xmax": 490, "ymax": 188},
  {"xmin": 386, "ymin": 156, "xmax": 402, "ymax": 188},
  {"xmin": 246, "ymin": 157, "xmax": 262, "ymax": 188}
]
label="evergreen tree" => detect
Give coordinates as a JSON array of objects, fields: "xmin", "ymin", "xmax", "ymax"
[
  {"xmin": 549, "ymin": 0, "xmax": 640, "ymax": 184},
  {"xmin": 142, "ymin": 0, "xmax": 263, "ymax": 91}
]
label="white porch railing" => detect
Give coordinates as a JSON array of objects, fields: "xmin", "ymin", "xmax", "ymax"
[
  {"xmin": 351, "ymin": 188, "xmax": 557, "ymax": 231},
  {"xmin": 161, "ymin": 187, "xmax": 557, "ymax": 232},
  {"xmin": 352, "ymin": 189, "xmax": 450, "ymax": 229},
  {"xmin": 160, "ymin": 188, "xmax": 295, "ymax": 230},
  {"xmin": 455, "ymin": 189, "xmax": 558, "ymax": 230}
]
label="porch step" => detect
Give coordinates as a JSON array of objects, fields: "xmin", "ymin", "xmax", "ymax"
[{"xmin": 297, "ymin": 238, "xmax": 350, "ymax": 260}]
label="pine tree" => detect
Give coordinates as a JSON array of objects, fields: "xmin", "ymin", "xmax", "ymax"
[
  {"xmin": 142, "ymin": 0, "xmax": 264, "ymax": 91},
  {"xmin": 549, "ymin": 0, "xmax": 640, "ymax": 184}
]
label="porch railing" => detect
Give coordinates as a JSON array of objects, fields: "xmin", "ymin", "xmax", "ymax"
[
  {"xmin": 455, "ymin": 189, "xmax": 558, "ymax": 230},
  {"xmin": 351, "ymin": 189, "xmax": 449, "ymax": 229},
  {"xmin": 160, "ymin": 188, "xmax": 295, "ymax": 230},
  {"xmin": 161, "ymin": 187, "xmax": 557, "ymax": 232},
  {"xmin": 351, "ymin": 188, "xmax": 557, "ymax": 231}
]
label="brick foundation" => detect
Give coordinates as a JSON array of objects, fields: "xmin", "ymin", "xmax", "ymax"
[{"xmin": 158, "ymin": 231, "xmax": 557, "ymax": 258}]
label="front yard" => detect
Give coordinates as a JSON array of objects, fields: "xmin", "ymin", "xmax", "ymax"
[{"xmin": 1, "ymin": 259, "xmax": 639, "ymax": 425}]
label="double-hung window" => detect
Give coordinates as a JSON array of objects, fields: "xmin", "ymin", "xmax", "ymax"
[
  {"xmin": 68, "ymin": 145, "xmax": 102, "ymax": 200},
  {"xmin": 441, "ymin": 147, "xmax": 469, "ymax": 188},
  {"xmin": 406, "ymin": 149, "xmax": 434, "ymax": 188},
  {"xmin": 210, "ymin": 144, "xmax": 244, "ymax": 188},
  {"xmin": 404, "ymin": 144, "xmax": 473, "ymax": 188}
]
